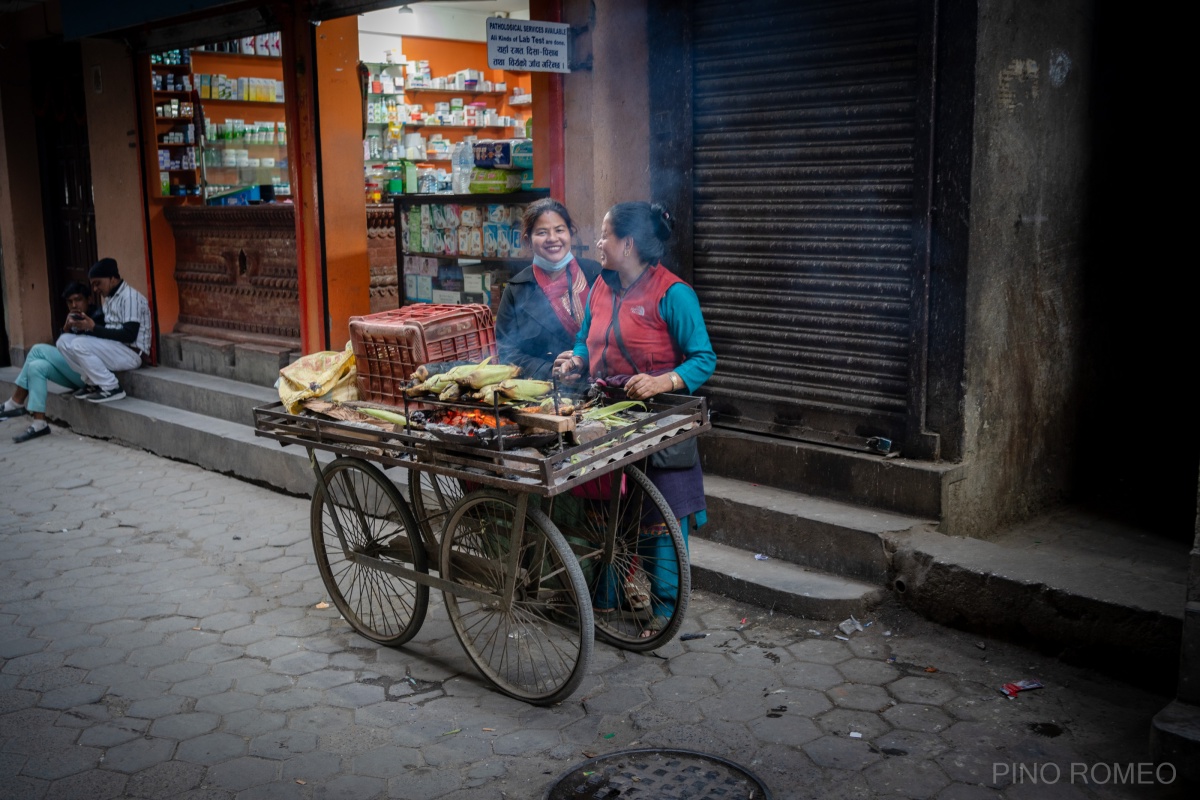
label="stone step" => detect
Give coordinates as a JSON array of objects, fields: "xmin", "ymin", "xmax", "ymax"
[
  {"xmin": 0, "ymin": 376, "xmax": 329, "ymax": 497},
  {"xmin": 701, "ymin": 474, "xmax": 935, "ymax": 585},
  {"xmin": 689, "ymin": 537, "xmax": 887, "ymax": 620},
  {"xmin": 700, "ymin": 426, "xmax": 964, "ymax": 521},
  {"xmin": 158, "ymin": 330, "xmax": 300, "ymax": 388},
  {"xmin": 123, "ymin": 366, "xmax": 279, "ymax": 425}
]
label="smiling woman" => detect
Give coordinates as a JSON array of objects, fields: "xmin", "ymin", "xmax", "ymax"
[{"xmin": 494, "ymin": 198, "xmax": 600, "ymax": 380}]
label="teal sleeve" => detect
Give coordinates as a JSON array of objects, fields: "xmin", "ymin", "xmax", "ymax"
[
  {"xmin": 660, "ymin": 284, "xmax": 716, "ymax": 392},
  {"xmin": 571, "ymin": 284, "xmax": 596, "ymax": 361}
]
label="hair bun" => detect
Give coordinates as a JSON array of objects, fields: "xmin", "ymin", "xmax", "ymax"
[{"xmin": 650, "ymin": 202, "xmax": 673, "ymax": 240}]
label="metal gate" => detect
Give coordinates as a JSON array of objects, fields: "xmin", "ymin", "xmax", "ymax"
[{"xmin": 691, "ymin": 0, "xmax": 922, "ymax": 450}]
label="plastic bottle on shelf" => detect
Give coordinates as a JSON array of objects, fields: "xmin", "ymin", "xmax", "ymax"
[{"xmin": 451, "ymin": 141, "xmax": 472, "ymax": 194}]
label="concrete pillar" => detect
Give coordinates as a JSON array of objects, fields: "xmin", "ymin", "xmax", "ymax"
[{"xmin": 561, "ymin": 0, "xmax": 651, "ymax": 252}]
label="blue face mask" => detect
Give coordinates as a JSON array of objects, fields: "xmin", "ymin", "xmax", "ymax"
[{"xmin": 532, "ymin": 252, "xmax": 573, "ymax": 272}]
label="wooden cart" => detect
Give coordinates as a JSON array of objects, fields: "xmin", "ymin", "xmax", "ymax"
[{"xmin": 253, "ymin": 393, "xmax": 709, "ymax": 704}]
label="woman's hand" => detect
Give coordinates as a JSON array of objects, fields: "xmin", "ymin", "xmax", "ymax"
[
  {"xmin": 553, "ymin": 351, "xmax": 584, "ymax": 381},
  {"xmin": 624, "ymin": 372, "xmax": 675, "ymax": 401}
]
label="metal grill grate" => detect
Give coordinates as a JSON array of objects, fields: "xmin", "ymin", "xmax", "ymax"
[{"xmin": 545, "ymin": 748, "xmax": 771, "ymax": 799}]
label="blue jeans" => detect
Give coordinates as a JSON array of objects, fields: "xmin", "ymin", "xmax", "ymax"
[{"xmin": 15, "ymin": 343, "xmax": 84, "ymax": 413}]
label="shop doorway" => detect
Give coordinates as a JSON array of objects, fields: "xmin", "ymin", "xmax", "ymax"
[{"xmin": 31, "ymin": 40, "xmax": 97, "ymax": 335}]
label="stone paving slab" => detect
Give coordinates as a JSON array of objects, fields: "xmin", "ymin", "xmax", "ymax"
[{"xmin": 0, "ymin": 419, "xmax": 1189, "ymax": 799}]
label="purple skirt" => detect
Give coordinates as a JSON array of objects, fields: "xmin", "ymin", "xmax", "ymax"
[{"xmin": 642, "ymin": 461, "xmax": 706, "ymax": 525}]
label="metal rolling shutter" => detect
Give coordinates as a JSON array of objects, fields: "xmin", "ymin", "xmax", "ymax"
[{"xmin": 692, "ymin": 0, "xmax": 919, "ymax": 448}]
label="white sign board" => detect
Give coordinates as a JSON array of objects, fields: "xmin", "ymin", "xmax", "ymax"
[{"xmin": 486, "ymin": 17, "xmax": 571, "ymax": 73}]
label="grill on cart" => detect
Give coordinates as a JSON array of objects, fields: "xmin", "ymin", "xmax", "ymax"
[{"xmin": 254, "ymin": 392, "xmax": 706, "ymax": 496}]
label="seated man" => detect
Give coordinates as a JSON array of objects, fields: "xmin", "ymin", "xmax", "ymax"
[
  {"xmin": 56, "ymin": 257, "xmax": 151, "ymax": 404},
  {"xmin": 0, "ymin": 282, "xmax": 95, "ymax": 443}
]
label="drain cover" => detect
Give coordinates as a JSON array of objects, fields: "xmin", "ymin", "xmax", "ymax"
[{"xmin": 545, "ymin": 748, "xmax": 772, "ymax": 799}]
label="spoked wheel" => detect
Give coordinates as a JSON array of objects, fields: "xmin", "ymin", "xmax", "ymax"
[
  {"xmin": 549, "ymin": 465, "xmax": 690, "ymax": 651},
  {"xmin": 408, "ymin": 469, "xmax": 468, "ymax": 549},
  {"xmin": 312, "ymin": 457, "xmax": 429, "ymax": 646},
  {"xmin": 441, "ymin": 490, "xmax": 593, "ymax": 705}
]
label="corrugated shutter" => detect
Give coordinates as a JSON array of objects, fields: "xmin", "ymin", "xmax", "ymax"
[{"xmin": 692, "ymin": 0, "xmax": 919, "ymax": 448}]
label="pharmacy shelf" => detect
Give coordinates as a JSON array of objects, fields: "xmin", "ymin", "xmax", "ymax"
[
  {"xmin": 201, "ymin": 98, "xmax": 284, "ymax": 107},
  {"xmin": 405, "ymin": 88, "xmax": 507, "ymax": 97},
  {"xmin": 191, "ymin": 51, "xmax": 280, "ymax": 62},
  {"xmin": 402, "ymin": 124, "xmax": 518, "ymax": 130}
]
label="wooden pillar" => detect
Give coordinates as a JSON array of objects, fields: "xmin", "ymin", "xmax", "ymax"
[{"xmin": 279, "ymin": 5, "xmax": 326, "ymax": 353}]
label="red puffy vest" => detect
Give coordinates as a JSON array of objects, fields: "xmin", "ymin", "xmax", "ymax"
[{"xmin": 586, "ymin": 265, "xmax": 684, "ymax": 377}]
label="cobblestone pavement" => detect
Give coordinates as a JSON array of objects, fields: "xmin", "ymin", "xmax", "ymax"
[{"xmin": 0, "ymin": 423, "xmax": 1187, "ymax": 799}]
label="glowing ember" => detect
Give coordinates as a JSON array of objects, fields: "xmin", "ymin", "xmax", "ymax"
[{"xmin": 439, "ymin": 409, "xmax": 502, "ymax": 429}]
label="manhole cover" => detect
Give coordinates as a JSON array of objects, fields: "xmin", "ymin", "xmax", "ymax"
[{"xmin": 545, "ymin": 748, "xmax": 772, "ymax": 799}]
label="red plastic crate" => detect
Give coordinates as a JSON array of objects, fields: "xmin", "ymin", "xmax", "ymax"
[{"xmin": 349, "ymin": 304, "xmax": 497, "ymax": 406}]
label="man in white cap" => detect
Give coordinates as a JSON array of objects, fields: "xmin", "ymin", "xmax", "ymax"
[{"xmin": 55, "ymin": 257, "xmax": 151, "ymax": 403}]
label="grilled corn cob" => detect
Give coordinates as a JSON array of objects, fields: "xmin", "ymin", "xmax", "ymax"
[
  {"xmin": 458, "ymin": 363, "xmax": 520, "ymax": 390},
  {"xmin": 497, "ymin": 379, "xmax": 553, "ymax": 401}
]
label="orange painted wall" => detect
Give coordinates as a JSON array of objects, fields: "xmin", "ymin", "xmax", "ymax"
[
  {"xmin": 314, "ymin": 15, "xmax": 371, "ymax": 349},
  {"xmin": 137, "ymin": 57, "xmax": 181, "ymax": 335}
]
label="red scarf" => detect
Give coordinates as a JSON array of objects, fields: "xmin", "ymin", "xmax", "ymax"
[{"xmin": 532, "ymin": 258, "xmax": 587, "ymax": 337}]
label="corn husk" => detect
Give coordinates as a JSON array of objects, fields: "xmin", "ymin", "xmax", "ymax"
[
  {"xmin": 359, "ymin": 407, "xmax": 408, "ymax": 426},
  {"xmin": 497, "ymin": 379, "xmax": 553, "ymax": 402},
  {"xmin": 458, "ymin": 363, "xmax": 520, "ymax": 390},
  {"xmin": 471, "ymin": 385, "xmax": 504, "ymax": 406},
  {"xmin": 582, "ymin": 401, "xmax": 646, "ymax": 426}
]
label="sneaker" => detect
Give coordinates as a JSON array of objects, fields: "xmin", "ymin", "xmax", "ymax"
[
  {"xmin": 0, "ymin": 405, "xmax": 28, "ymax": 420},
  {"xmin": 13, "ymin": 424, "xmax": 50, "ymax": 443},
  {"xmin": 73, "ymin": 384, "xmax": 99, "ymax": 399},
  {"xmin": 84, "ymin": 387, "xmax": 126, "ymax": 404}
]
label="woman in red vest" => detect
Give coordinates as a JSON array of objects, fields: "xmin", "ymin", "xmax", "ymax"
[{"xmin": 554, "ymin": 201, "xmax": 716, "ymax": 636}]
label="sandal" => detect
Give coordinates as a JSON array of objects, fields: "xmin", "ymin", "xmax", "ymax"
[
  {"xmin": 624, "ymin": 577, "xmax": 651, "ymax": 611},
  {"xmin": 640, "ymin": 614, "xmax": 669, "ymax": 639}
]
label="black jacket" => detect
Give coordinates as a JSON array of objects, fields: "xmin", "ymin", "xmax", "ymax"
[{"xmin": 496, "ymin": 258, "xmax": 601, "ymax": 380}]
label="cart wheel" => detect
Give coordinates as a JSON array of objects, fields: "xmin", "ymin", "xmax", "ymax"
[
  {"xmin": 441, "ymin": 490, "xmax": 594, "ymax": 705},
  {"xmin": 312, "ymin": 457, "xmax": 429, "ymax": 646},
  {"xmin": 408, "ymin": 470, "xmax": 467, "ymax": 546},
  {"xmin": 550, "ymin": 465, "xmax": 690, "ymax": 651}
]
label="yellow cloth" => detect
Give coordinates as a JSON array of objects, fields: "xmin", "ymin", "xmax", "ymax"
[{"xmin": 278, "ymin": 343, "xmax": 358, "ymax": 414}]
